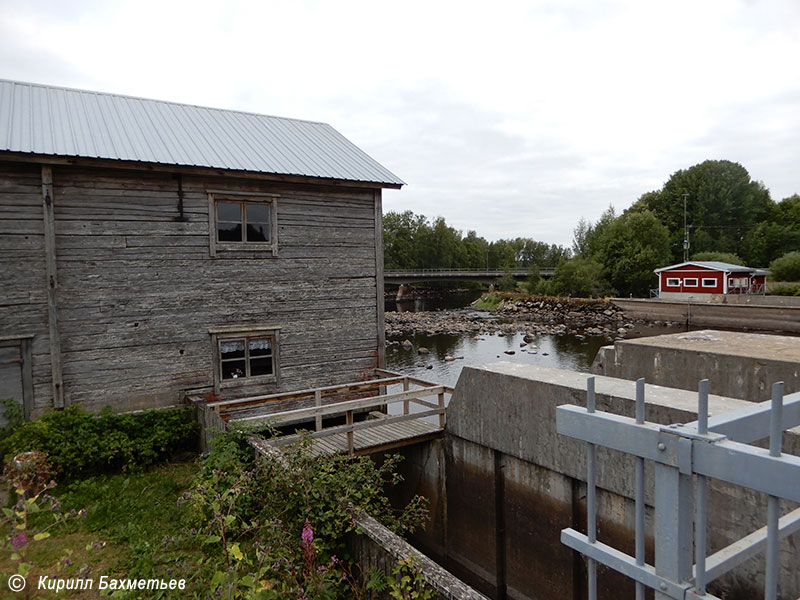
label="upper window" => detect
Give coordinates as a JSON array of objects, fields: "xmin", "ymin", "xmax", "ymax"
[
  {"xmin": 210, "ymin": 327, "xmax": 280, "ymax": 392},
  {"xmin": 666, "ymin": 277, "xmax": 680, "ymax": 287},
  {"xmin": 683, "ymin": 278, "xmax": 698, "ymax": 287},
  {"xmin": 217, "ymin": 201, "xmax": 271, "ymax": 243},
  {"xmin": 208, "ymin": 191, "xmax": 278, "ymax": 257}
]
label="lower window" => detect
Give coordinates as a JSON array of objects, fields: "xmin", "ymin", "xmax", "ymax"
[{"xmin": 211, "ymin": 327, "xmax": 280, "ymax": 391}]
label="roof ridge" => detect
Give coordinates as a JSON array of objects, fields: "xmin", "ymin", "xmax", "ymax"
[{"xmin": 0, "ymin": 78, "xmax": 329, "ymax": 127}]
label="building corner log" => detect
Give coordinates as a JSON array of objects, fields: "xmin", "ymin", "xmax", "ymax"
[
  {"xmin": 41, "ymin": 165, "xmax": 64, "ymax": 408},
  {"xmin": 374, "ymin": 190, "xmax": 386, "ymax": 368}
]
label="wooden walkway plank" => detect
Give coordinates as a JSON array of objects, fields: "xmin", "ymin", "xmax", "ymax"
[{"xmin": 265, "ymin": 417, "xmax": 442, "ymax": 457}]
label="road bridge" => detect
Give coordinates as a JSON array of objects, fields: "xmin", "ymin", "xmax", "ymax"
[{"xmin": 384, "ymin": 268, "xmax": 554, "ymax": 285}]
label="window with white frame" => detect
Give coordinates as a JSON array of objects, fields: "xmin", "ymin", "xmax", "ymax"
[
  {"xmin": 683, "ymin": 278, "xmax": 698, "ymax": 287},
  {"xmin": 210, "ymin": 327, "xmax": 280, "ymax": 391},
  {"xmin": 208, "ymin": 191, "xmax": 278, "ymax": 257},
  {"xmin": 666, "ymin": 277, "xmax": 681, "ymax": 286},
  {"xmin": 729, "ymin": 277, "xmax": 748, "ymax": 288},
  {"xmin": 702, "ymin": 278, "xmax": 717, "ymax": 287}
]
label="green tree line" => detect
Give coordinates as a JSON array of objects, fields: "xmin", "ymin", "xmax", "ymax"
[
  {"xmin": 566, "ymin": 160, "xmax": 800, "ymax": 297},
  {"xmin": 384, "ymin": 160, "xmax": 800, "ymax": 298},
  {"xmin": 383, "ymin": 210, "xmax": 569, "ymax": 271}
]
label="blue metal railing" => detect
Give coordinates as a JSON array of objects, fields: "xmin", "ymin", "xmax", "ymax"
[{"xmin": 558, "ymin": 378, "xmax": 800, "ymax": 600}]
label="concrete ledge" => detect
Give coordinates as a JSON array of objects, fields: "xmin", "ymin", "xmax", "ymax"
[
  {"xmin": 349, "ymin": 511, "xmax": 490, "ymax": 600},
  {"xmin": 592, "ymin": 329, "xmax": 800, "ymax": 401},
  {"xmin": 612, "ymin": 298, "xmax": 800, "ymax": 333}
]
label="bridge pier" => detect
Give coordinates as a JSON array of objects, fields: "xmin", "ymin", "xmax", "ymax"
[{"xmin": 396, "ymin": 284, "xmax": 413, "ymax": 300}]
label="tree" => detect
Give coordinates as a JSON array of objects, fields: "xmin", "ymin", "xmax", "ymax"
[
  {"xmin": 691, "ymin": 251, "xmax": 743, "ymax": 265},
  {"xmin": 462, "ymin": 230, "xmax": 489, "ymax": 269},
  {"xmin": 545, "ymin": 257, "xmax": 612, "ymax": 298},
  {"xmin": 383, "ymin": 210, "xmax": 427, "ymax": 269},
  {"xmin": 525, "ymin": 264, "xmax": 542, "ymax": 294},
  {"xmin": 635, "ymin": 160, "xmax": 772, "ymax": 262},
  {"xmin": 775, "ymin": 194, "xmax": 800, "ymax": 226},
  {"xmin": 769, "ymin": 251, "xmax": 800, "ymax": 282},
  {"xmin": 741, "ymin": 223, "xmax": 800, "ymax": 267},
  {"xmin": 571, "ymin": 218, "xmax": 591, "ymax": 258},
  {"xmin": 592, "ymin": 211, "xmax": 671, "ymax": 297}
]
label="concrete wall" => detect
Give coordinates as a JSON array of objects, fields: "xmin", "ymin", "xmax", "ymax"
[
  {"xmin": 612, "ymin": 298, "xmax": 800, "ymax": 333},
  {"xmin": 394, "ymin": 363, "xmax": 799, "ymax": 600},
  {"xmin": 592, "ymin": 329, "xmax": 800, "ymax": 402}
]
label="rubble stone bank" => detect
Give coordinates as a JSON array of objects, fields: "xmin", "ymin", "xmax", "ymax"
[{"xmin": 385, "ymin": 295, "xmax": 676, "ymax": 343}]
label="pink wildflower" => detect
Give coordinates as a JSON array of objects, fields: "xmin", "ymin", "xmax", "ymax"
[
  {"xmin": 11, "ymin": 534, "xmax": 28, "ymax": 550},
  {"xmin": 301, "ymin": 520, "xmax": 313, "ymax": 546},
  {"xmin": 301, "ymin": 519, "xmax": 316, "ymax": 572}
]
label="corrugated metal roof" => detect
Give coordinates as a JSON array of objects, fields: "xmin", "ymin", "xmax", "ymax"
[
  {"xmin": 0, "ymin": 79, "xmax": 404, "ymax": 187},
  {"xmin": 654, "ymin": 261, "xmax": 754, "ymax": 273}
]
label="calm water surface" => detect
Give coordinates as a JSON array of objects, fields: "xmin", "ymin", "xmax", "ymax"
[{"xmin": 384, "ymin": 291, "xmax": 683, "ymax": 388}]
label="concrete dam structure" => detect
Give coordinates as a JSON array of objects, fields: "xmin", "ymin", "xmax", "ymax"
[{"xmin": 386, "ymin": 331, "xmax": 800, "ymax": 600}]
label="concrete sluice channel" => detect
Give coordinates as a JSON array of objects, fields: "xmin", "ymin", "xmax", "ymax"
[{"xmin": 377, "ymin": 330, "xmax": 800, "ymax": 600}]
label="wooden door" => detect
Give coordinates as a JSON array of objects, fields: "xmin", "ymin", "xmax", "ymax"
[{"xmin": 0, "ymin": 344, "xmax": 24, "ymax": 426}]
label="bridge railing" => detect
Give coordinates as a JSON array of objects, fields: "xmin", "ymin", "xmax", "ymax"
[{"xmin": 208, "ymin": 370, "xmax": 453, "ymax": 456}]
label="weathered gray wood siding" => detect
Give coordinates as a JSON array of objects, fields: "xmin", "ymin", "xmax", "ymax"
[
  {"xmin": 0, "ymin": 161, "xmax": 382, "ymax": 414},
  {"xmin": 0, "ymin": 163, "xmax": 52, "ymax": 412}
]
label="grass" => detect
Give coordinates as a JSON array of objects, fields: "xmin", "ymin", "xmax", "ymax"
[
  {"xmin": 1, "ymin": 461, "xmax": 202, "ymax": 599},
  {"xmin": 472, "ymin": 292, "xmax": 502, "ymax": 309}
]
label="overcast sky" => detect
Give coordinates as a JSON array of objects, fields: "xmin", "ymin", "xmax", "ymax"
[{"xmin": 1, "ymin": 0, "xmax": 798, "ymax": 246}]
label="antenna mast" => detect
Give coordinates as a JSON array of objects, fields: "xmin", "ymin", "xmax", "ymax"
[{"xmin": 683, "ymin": 193, "xmax": 690, "ymax": 261}]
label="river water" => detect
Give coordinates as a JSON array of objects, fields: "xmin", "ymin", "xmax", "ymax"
[{"xmin": 384, "ymin": 291, "xmax": 684, "ymax": 387}]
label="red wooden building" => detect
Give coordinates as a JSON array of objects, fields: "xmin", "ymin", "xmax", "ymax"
[{"xmin": 654, "ymin": 261, "xmax": 768, "ymax": 299}]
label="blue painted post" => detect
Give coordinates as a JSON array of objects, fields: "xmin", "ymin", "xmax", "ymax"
[
  {"xmin": 695, "ymin": 379, "xmax": 709, "ymax": 596},
  {"xmin": 635, "ymin": 378, "xmax": 645, "ymax": 600},
  {"xmin": 765, "ymin": 381, "xmax": 784, "ymax": 600},
  {"xmin": 586, "ymin": 376, "xmax": 597, "ymax": 600}
]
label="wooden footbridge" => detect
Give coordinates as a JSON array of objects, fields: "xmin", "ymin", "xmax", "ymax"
[{"xmin": 193, "ymin": 369, "xmax": 452, "ymax": 456}]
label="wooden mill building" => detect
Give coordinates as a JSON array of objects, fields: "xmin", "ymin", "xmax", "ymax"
[{"xmin": 0, "ymin": 79, "xmax": 403, "ymax": 419}]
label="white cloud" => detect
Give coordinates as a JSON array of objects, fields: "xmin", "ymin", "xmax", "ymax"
[{"xmin": 1, "ymin": 0, "xmax": 798, "ymax": 244}]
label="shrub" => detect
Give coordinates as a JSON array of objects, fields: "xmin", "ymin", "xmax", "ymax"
[
  {"xmin": 0, "ymin": 397, "xmax": 24, "ymax": 445},
  {"xmin": 769, "ymin": 251, "xmax": 800, "ymax": 282},
  {"xmin": 547, "ymin": 258, "xmax": 614, "ymax": 298},
  {"xmin": 496, "ymin": 271, "xmax": 518, "ymax": 292},
  {"xmin": 768, "ymin": 283, "xmax": 800, "ymax": 296},
  {"xmin": 473, "ymin": 292, "xmax": 502, "ymax": 309},
  {"xmin": 187, "ymin": 429, "xmax": 430, "ymax": 598},
  {"xmin": 1, "ymin": 406, "xmax": 198, "ymax": 478},
  {"xmin": 525, "ymin": 265, "xmax": 542, "ymax": 294}
]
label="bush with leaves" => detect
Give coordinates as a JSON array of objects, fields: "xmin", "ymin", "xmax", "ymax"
[
  {"xmin": 769, "ymin": 283, "xmax": 800, "ymax": 296},
  {"xmin": 1, "ymin": 405, "xmax": 198, "ymax": 478},
  {"xmin": 1, "ymin": 451, "xmax": 84, "ymax": 581},
  {"xmin": 769, "ymin": 251, "xmax": 800, "ymax": 282},
  {"xmin": 187, "ymin": 428, "xmax": 429, "ymax": 598},
  {"xmin": 0, "ymin": 397, "xmax": 24, "ymax": 446},
  {"xmin": 495, "ymin": 271, "xmax": 518, "ymax": 292}
]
